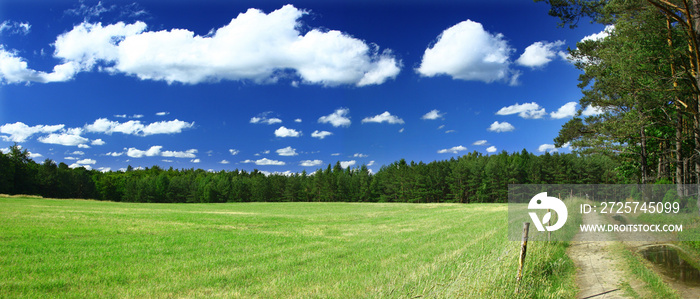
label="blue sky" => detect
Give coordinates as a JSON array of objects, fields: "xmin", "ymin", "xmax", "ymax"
[{"xmin": 0, "ymin": 0, "xmax": 606, "ymax": 174}]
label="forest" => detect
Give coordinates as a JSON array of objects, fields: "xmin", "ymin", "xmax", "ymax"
[{"xmin": 0, "ymin": 144, "xmax": 622, "ymax": 203}]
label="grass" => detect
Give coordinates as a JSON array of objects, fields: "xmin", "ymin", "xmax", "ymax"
[
  {"xmin": 0, "ymin": 196, "xmax": 576, "ymax": 298},
  {"xmin": 614, "ymin": 243, "xmax": 680, "ymax": 299}
]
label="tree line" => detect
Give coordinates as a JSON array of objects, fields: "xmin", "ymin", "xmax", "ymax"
[{"xmin": 0, "ymin": 144, "xmax": 622, "ymax": 203}]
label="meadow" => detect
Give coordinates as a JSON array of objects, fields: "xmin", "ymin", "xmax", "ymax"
[{"xmin": 0, "ymin": 196, "xmax": 576, "ymax": 298}]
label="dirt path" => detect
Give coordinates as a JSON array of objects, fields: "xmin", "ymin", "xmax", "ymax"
[{"xmin": 567, "ymin": 212, "xmax": 641, "ymax": 299}]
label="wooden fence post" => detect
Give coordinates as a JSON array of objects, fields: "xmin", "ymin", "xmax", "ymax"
[{"xmin": 516, "ymin": 222, "xmax": 530, "ymax": 292}]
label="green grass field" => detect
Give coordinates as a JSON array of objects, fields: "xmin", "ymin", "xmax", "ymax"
[{"xmin": 0, "ymin": 196, "xmax": 576, "ymax": 298}]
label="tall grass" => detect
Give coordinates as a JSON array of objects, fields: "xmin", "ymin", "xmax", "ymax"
[{"xmin": 0, "ymin": 197, "xmax": 576, "ymax": 298}]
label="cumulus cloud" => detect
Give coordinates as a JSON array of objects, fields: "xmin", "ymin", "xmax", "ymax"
[
  {"xmin": 0, "ymin": 122, "xmax": 64, "ymax": 142},
  {"xmin": 219, "ymin": 160, "xmax": 230, "ymax": 164},
  {"xmin": 6, "ymin": 5, "xmax": 400, "ymax": 86},
  {"xmin": 300, "ymin": 159, "xmax": 323, "ymax": 167},
  {"xmin": 91, "ymin": 139, "xmax": 105, "ymax": 145},
  {"xmin": 488, "ymin": 121, "xmax": 514, "ymax": 133},
  {"xmin": 191, "ymin": 158, "xmax": 200, "ymax": 163},
  {"xmin": 353, "ymin": 153, "xmax": 368, "ymax": 158},
  {"xmin": 242, "ymin": 158, "xmax": 286, "ymax": 166},
  {"xmin": 311, "ymin": 130, "xmax": 333, "ymax": 139},
  {"xmin": 84, "ymin": 118, "xmax": 194, "ymax": 136},
  {"xmin": 486, "ymin": 146, "xmax": 497, "ymax": 153},
  {"xmin": 496, "ymin": 102, "xmax": 546, "ymax": 119},
  {"xmin": 229, "ymin": 149, "xmax": 240, "ymax": 155},
  {"xmin": 69, "ymin": 163, "xmax": 92, "ymax": 170},
  {"xmin": 318, "ymin": 108, "xmax": 351, "ymax": 127},
  {"xmin": 76, "ymin": 158, "xmax": 96, "ymax": 165},
  {"xmin": 551, "ymin": 102, "xmax": 578, "ymax": 119},
  {"xmin": 156, "ymin": 112, "xmax": 169, "ymax": 116},
  {"xmin": 516, "ymin": 40, "xmax": 565, "ymax": 68},
  {"xmin": 125, "ymin": 145, "xmax": 197, "ymax": 158},
  {"xmin": 38, "ymin": 128, "xmax": 89, "ymax": 146},
  {"xmin": 276, "ymin": 146, "xmax": 298, "ymax": 156},
  {"xmin": 340, "ymin": 160, "xmax": 356, "ymax": 169},
  {"xmin": 582, "ymin": 105, "xmax": 604, "ymax": 116},
  {"xmin": 538, "ymin": 144, "xmax": 557, "ymax": 153},
  {"xmin": 582, "ymin": 25, "xmax": 615, "ymax": 42},
  {"xmin": 361, "ymin": 111, "xmax": 404, "ymax": 124},
  {"xmin": 473, "ymin": 140, "xmax": 488, "ymax": 146},
  {"xmin": 274, "ymin": 126, "xmax": 301, "ymax": 138},
  {"xmin": 417, "ymin": 20, "xmax": 516, "ymax": 84},
  {"xmin": 421, "ymin": 109, "xmax": 444, "ymax": 120},
  {"xmin": 437, "ymin": 145, "xmax": 467, "ymax": 154}
]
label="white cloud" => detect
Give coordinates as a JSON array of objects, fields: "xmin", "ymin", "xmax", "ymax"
[
  {"xmin": 84, "ymin": 118, "xmax": 193, "ymax": 136},
  {"xmin": 114, "ymin": 114, "xmax": 127, "ymax": 118},
  {"xmin": 473, "ymin": 140, "xmax": 488, "ymax": 146},
  {"xmin": 311, "ymin": 130, "xmax": 333, "ymax": 139},
  {"xmin": 581, "ymin": 25, "xmax": 615, "ymax": 42},
  {"xmin": 274, "ymin": 126, "xmax": 301, "ymax": 138},
  {"xmin": 361, "ymin": 111, "xmax": 404, "ymax": 124},
  {"xmin": 219, "ymin": 160, "xmax": 230, "ymax": 164},
  {"xmin": 496, "ymin": 102, "xmax": 546, "ymax": 119},
  {"xmin": 516, "ymin": 40, "xmax": 565, "ymax": 68},
  {"xmin": 8, "ymin": 5, "xmax": 396, "ymax": 86},
  {"xmin": 437, "ymin": 145, "xmax": 467, "ymax": 154},
  {"xmin": 126, "ymin": 146, "xmax": 162, "ymax": 158},
  {"xmin": 91, "ymin": 139, "xmax": 105, "ymax": 145},
  {"xmin": 132, "ymin": 114, "xmax": 144, "ymax": 119},
  {"xmin": 417, "ymin": 20, "xmax": 516, "ymax": 84},
  {"xmin": 486, "ymin": 146, "xmax": 497, "ymax": 153},
  {"xmin": 331, "ymin": 153, "xmax": 341, "ymax": 156},
  {"xmin": 488, "ymin": 121, "xmax": 515, "ymax": 133},
  {"xmin": 38, "ymin": 129, "xmax": 89, "ymax": 147},
  {"xmin": 340, "ymin": 160, "xmax": 356, "ymax": 169},
  {"xmin": 294, "ymin": 118, "xmax": 302, "ymax": 123},
  {"xmin": 78, "ymin": 144, "xmax": 90, "ymax": 149},
  {"xmin": 106, "ymin": 152, "xmax": 123, "ymax": 157},
  {"xmin": 1, "ymin": 46, "xmax": 81, "ymax": 84},
  {"xmin": 76, "ymin": 158, "xmax": 96, "ymax": 165},
  {"xmin": 538, "ymin": 143, "xmax": 557, "ymax": 153},
  {"xmin": 551, "ymin": 102, "xmax": 578, "ymax": 119},
  {"xmin": 318, "ymin": 108, "xmax": 351, "ymax": 127},
  {"xmin": 582, "ymin": 105, "xmax": 604, "ymax": 116},
  {"xmin": 0, "ymin": 122, "xmax": 64, "ymax": 142},
  {"xmin": 229, "ymin": 149, "xmax": 240, "ymax": 155},
  {"xmin": 69, "ymin": 163, "xmax": 92, "ymax": 170},
  {"xmin": 126, "ymin": 145, "xmax": 197, "ymax": 158},
  {"xmin": 421, "ymin": 109, "xmax": 444, "ymax": 120},
  {"xmin": 70, "ymin": 151, "xmax": 85, "ymax": 155},
  {"xmin": 353, "ymin": 153, "xmax": 368, "ymax": 158},
  {"xmin": 300, "ymin": 159, "xmax": 323, "ymax": 167},
  {"xmin": 242, "ymin": 158, "xmax": 286, "ymax": 166},
  {"xmin": 28, "ymin": 152, "xmax": 42, "ymax": 158},
  {"xmin": 0, "ymin": 21, "xmax": 31, "ymax": 35},
  {"xmin": 191, "ymin": 158, "xmax": 200, "ymax": 163},
  {"xmin": 156, "ymin": 111, "xmax": 169, "ymax": 116},
  {"xmin": 142, "ymin": 120, "xmax": 195, "ymax": 135},
  {"xmin": 276, "ymin": 146, "xmax": 298, "ymax": 156},
  {"xmin": 98, "ymin": 167, "xmax": 111, "ymax": 173},
  {"xmin": 250, "ymin": 112, "xmax": 283, "ymax": 125},
  {"xmin": 367, "ymin": 161, "xmax": 375, "ymax": 166},
  {"xmin": 162, "ymin": 149, "xmax": 197, "ymax": 158}
]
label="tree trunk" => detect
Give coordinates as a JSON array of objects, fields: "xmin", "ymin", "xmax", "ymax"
[{"xmin": 640, "ymin": 126, "xmax": 649, "ymax": 184}]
